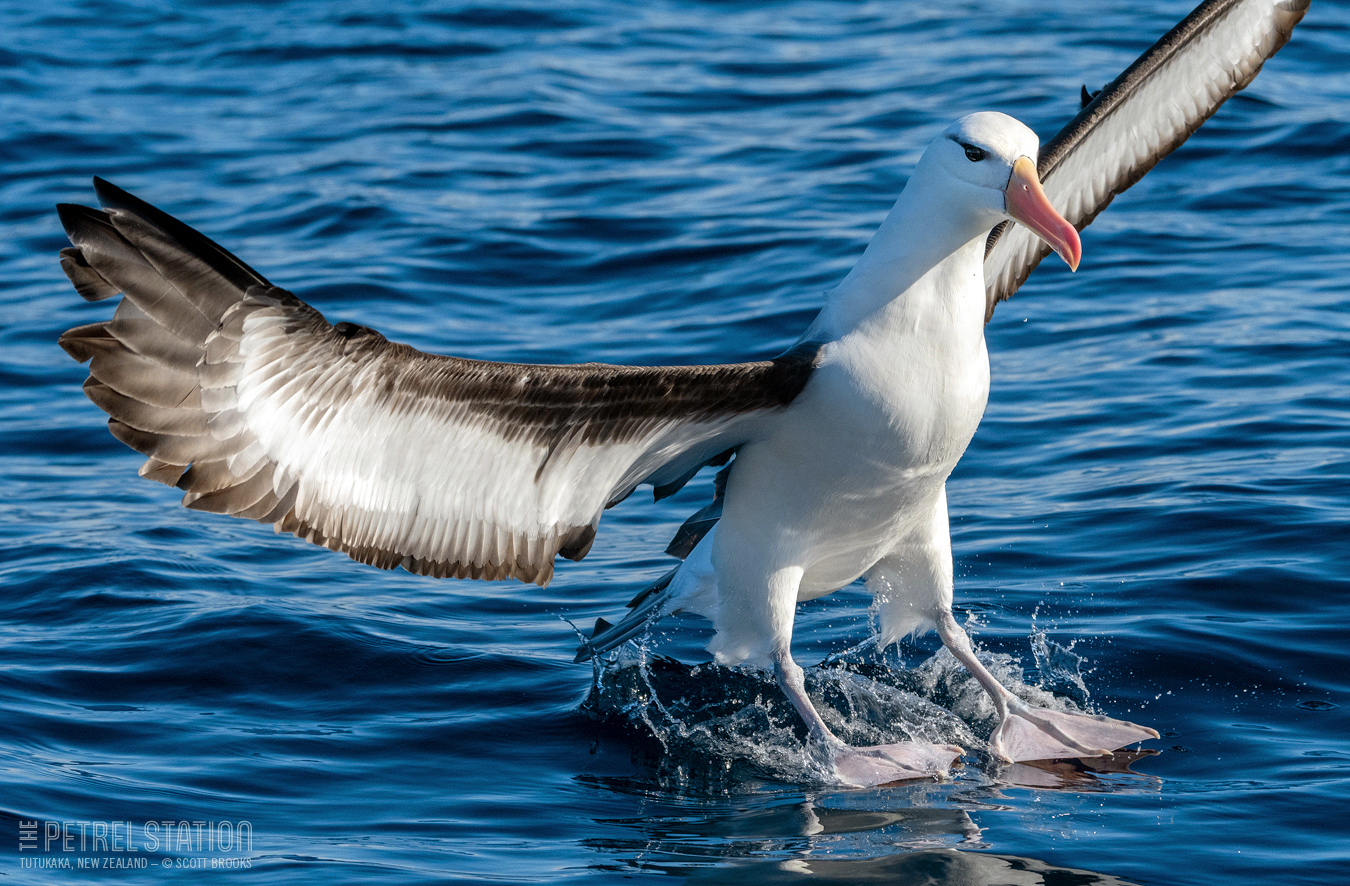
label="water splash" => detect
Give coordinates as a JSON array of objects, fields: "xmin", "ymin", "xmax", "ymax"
[
  {"xmin": 1029, "ymin": 617, "xmax": 1093, "ymax": 709},
  {"xmin": 581, "ymin": 629, "xmax": 1103, "ymax": 792}
]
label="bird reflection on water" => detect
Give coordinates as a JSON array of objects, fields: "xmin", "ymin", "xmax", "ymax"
[
  {"xmin": 584, "ymin": 793, "xmax": 1145, "ymax": 884},
  {"xmin": 683, "ymin": 850, "xmax": 1143, "ymax": 885}
]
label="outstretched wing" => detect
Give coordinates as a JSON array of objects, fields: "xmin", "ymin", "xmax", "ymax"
[
  {"xmin": 58, "ymin": 178, "xmax": 819, "ymax": 586},
  {"xmin": 984, "ymin": 0, "xmax": 1309, "ymax": 320}
]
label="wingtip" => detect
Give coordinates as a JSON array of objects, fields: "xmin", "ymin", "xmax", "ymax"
[
  {"xmin": 55, "ymin": 202, "xmax": 104, "ymax": 236},
  {"xmin": 91, "ymin": 176, "xmax": 145, "ymax": 216},
  {"xmin": 55, "ymin": 203, "xmax": 81, "ymax": 237}
]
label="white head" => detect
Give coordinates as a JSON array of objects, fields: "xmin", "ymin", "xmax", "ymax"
[
  {"xmin": 915, "ymin": 111, "xmax": 1081, "ymax": 270},
  {"xmin": 823, "ymin": 112, "xmax": 1081, "ymax": 331}
]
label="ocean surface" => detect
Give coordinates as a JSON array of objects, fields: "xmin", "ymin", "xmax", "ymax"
[{"xmin": 2, "ymin": 1, "xmax": 1347, "ymax": 883}]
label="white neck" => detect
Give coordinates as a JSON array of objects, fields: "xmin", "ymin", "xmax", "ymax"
[{"xmin": 813, "ymin": 168, "xmax": 999, "ymax": 338}]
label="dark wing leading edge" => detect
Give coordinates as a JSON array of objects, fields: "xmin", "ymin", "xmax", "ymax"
[
  {"xmin": 983, "ymin": 0, "xmax": 1309, "ymax": 320},
  {"xmin": 58, "ymin": 178, "xmax": 819, "ymax": 586}
]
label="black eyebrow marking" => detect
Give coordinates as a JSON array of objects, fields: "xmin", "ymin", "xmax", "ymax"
[{"xmin": 947, "ymin": 135, "xmax": 987, "ymax": 162}]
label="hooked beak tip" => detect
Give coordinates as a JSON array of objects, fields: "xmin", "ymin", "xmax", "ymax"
[{"xmin": 1005, "ymin": 156, "xmax": 1081, "ymax": 272}]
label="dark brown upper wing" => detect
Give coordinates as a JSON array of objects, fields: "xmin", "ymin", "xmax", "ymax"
[
  {"xmin": 984, "ymin": 0, "xmax": 1309, "ymax": 320},
  {"xmin": 59, "ymin": 178, "xmax": 819, "ymax": 586}
]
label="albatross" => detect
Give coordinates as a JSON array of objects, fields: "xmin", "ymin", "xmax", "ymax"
[{"xmin": 57, "ymin": 0, "xmax": 1307, "ymax": 786}]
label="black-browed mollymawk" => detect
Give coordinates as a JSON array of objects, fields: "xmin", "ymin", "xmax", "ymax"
[{"xmin": 56, "ymin": 0, "xmax": 1308, "ymax": 785}]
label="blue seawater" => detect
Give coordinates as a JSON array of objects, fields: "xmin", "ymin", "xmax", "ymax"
[{"xmin": 2, "ymin": 1, "xmax": 1348, "ymax": 883}]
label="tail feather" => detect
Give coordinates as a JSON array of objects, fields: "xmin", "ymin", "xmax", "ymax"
[
  {"xmin": 574, "ymin": 566, "xmax": 678, "ymax": 662},
  {"xmin": 664, "ymin": 460, "xmax": 730, "ymax": 559},
  {"xmin": 579, "ymin": 463, "xmax": 728, "ymax": 662}
]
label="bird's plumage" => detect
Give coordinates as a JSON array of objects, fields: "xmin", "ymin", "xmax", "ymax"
[
  {"xmin": 57, "ymin": 0, "xmax": 1309, "ymax": 784},
  {"xmin": 59, "ymin": 179, "xmax": 823, "ymax": 586}
]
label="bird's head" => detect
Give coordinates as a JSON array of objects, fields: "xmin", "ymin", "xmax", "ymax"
[{"xmin": 925, "ymin": 111, "xmax": 1081, "ymax": 271}]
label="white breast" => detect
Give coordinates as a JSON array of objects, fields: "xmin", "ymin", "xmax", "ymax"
[{"xmin": 718, "ymin": 237, "xmax": 991, "ymax": 595}]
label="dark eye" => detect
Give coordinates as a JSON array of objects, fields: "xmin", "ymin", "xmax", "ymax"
[{"xmin": 962, "ymin": 144, "xmax": 986, "ymax": 162}]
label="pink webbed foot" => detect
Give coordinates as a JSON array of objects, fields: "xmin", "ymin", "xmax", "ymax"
[
  {"xmin": 830, "ymin": 741, "xmax": 964, "ymax": 787},
  {"xmin": 991, "ymin": 699, "xmax": 1159, "ymax": 763}
]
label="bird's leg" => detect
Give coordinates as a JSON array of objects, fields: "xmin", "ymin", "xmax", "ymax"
[
  {"xmin": 772, "ymin": 650, "xmax": 839, "ymax": 743},
  {"xmin": 934, "ymin": 609, "xmax": 1158, "ymax": 763},
  {"xmin": 709, "ymin": 522, "xmax": 958, "ymax": 786},
  {"xmin": 773, "ymin": 648, "xmax": 961, "ymax": 787}
]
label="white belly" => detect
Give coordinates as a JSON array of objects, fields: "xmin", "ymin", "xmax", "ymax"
[
  {"xmin": 717, "ymin": 325, "xmax": 990, "ymax": 597},
  {"xmin": 700, "ymin": 234, "xmax": 993, "ymax": 667}
]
